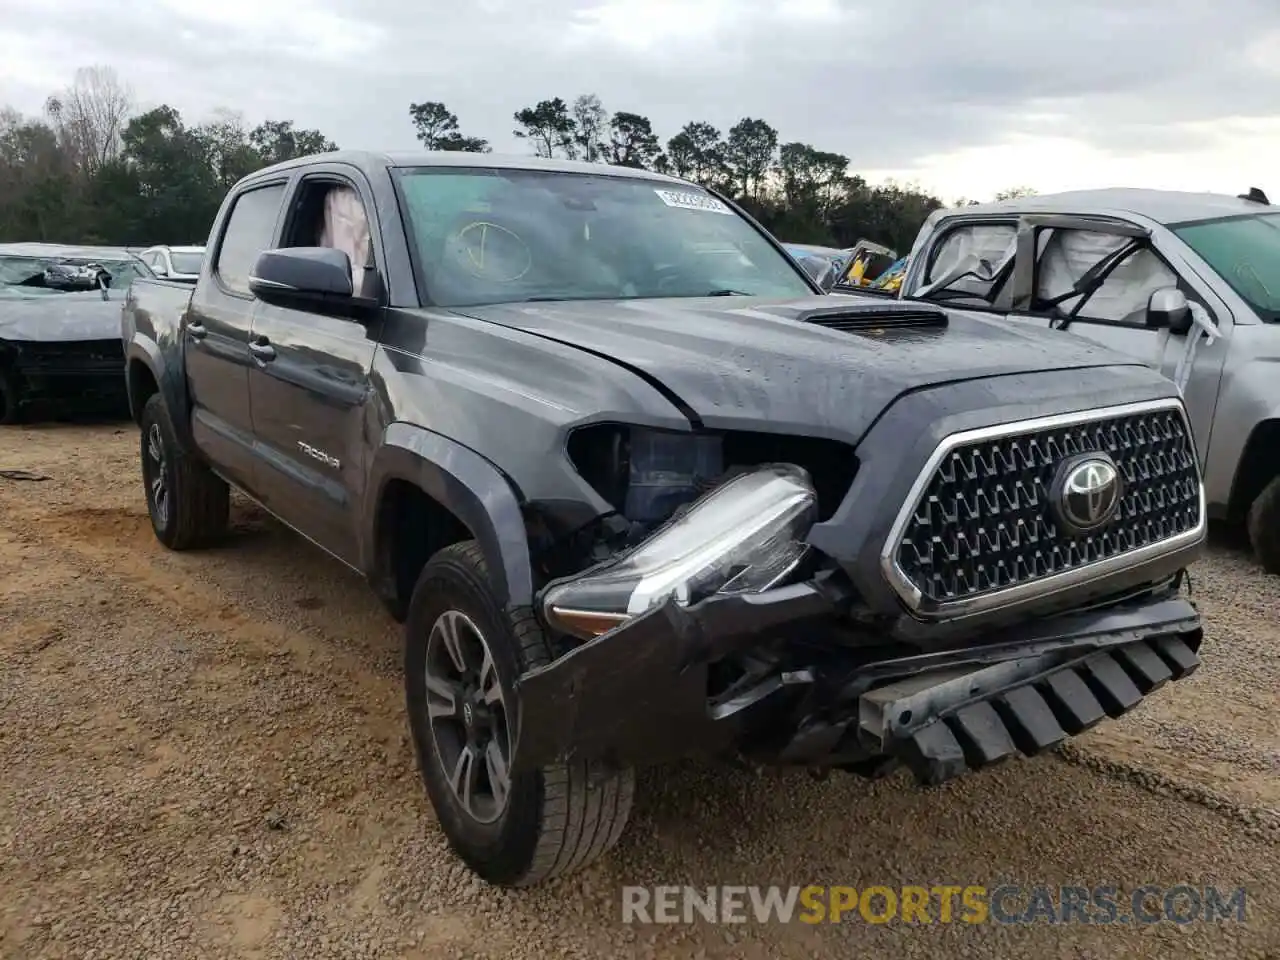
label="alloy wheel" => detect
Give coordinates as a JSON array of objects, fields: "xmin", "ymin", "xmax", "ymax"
[
  {"xmin": 145, "ymin": 422, "xmax": 169, "ymax": 526},
  {"xmin": 423, "ymin": 609, "xmax": 513, "ymax": 824}
]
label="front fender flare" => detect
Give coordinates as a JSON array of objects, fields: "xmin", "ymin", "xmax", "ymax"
[{"xmin": 364, "ymin": 422, "xmax": 534, "ymax": 609}]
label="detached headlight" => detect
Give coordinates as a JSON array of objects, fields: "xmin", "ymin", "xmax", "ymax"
[{"xmin": 542, "ymin": 464, "xmax": 818, "ymax": 640}]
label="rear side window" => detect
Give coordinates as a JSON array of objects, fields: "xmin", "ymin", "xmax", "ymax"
[
  {"xmin": 214, "ymin": 183, "xmax": 287, "ymax": 295},
  {"xmin": 926, "ymin": 223, "xmax": 1016, "ymax": 297}
]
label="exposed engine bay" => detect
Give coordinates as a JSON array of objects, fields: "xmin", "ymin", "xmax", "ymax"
[{"xmin": 38, "ymin": 261, "xmax": 113, "ymax": 292}]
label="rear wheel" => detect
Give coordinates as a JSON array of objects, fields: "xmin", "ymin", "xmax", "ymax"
[
  {"xmin": 140, "ymin": 393, "xmax": 230, "ymax": 549},
  {"xmin": 404, "ymin": 540, "xmax": 635, "ymax": 887},
  {"xmin": 1246, "ymin": 475, "xmax": 1280, "ymax": 576}
]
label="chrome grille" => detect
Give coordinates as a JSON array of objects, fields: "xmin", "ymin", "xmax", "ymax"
[{"xmin": 884, "ymin": 399, "xmax": 1203, "ymax": 615}]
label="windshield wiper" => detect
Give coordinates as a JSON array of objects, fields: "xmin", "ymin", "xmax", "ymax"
[
  {"xmin": 513, "ymin": 290, "xmax": 753, "ymax": 303},
  {"xmin": 518, "ymin": 294, "xmax": 638, "ymax": 303}
]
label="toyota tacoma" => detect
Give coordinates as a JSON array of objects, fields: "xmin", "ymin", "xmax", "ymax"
[{"xmin": 121, "ymin": 152, "xmax": 1208, "ymax": 888}]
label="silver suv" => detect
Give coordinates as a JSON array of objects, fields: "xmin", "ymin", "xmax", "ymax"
[{"xmin": 897, "ymin": 188, "xmax": 1280, "ymax": 574}]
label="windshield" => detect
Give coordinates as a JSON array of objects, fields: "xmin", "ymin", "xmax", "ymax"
[
  {"xmin": 169, "ymin": 251, "xmax": 205, "ymax": 274},
  {"xmin": 394, "ymin": 167, "xmax": 814, "ymax": 307},
  {"xmin": 1172, "ymin": 212, "xmax": 1280, "ymax": 322},
  {"xmin": 0, "ymin": 254, "xmax": 151, "ymax": 294}
]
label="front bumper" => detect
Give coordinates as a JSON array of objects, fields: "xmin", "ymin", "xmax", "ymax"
[
  {"xmin": 511, "ymin": 581, "xmax": 1202, "ymax": 785},
  {"xmin": 10, "ymin": 339, "xmax": 126, "ymax": 403}
]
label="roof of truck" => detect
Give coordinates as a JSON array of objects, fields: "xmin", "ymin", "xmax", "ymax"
[
  {"xmin": 243, "ymin": 150, "xmax": 693, "ymax": 186},
  {"xmin": 942, "ymin": 188, "xmax": 1273, "ymax": 226}
]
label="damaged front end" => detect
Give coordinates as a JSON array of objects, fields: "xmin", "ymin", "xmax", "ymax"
[{"xmin": 515, "ymin": 404, "xmax": 1207, "ymax": 787}]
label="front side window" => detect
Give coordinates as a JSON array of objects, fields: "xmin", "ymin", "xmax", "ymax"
[
  {"xmin": 215, "ymin": 183, "xmax": 287, "ymax": 295},
  {"xmin": 1036, "ymin": 228, "xmax": 1179, "ymax": 326},
  {"xmin": 394, "ymin": 167, "xmax": 814, "ymax": 307},
  {"xmin": 1172, "ymin": 212, "xmax": 1280, "ymax": 322}
]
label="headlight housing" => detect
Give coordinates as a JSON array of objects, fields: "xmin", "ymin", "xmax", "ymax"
[{"xmin": 541, "ymin": 464, "xmax": 818, "ymax": 639}]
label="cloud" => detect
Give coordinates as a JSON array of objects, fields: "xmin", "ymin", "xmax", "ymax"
[{"xmin": 2, "ymin": 0, "xmax": 1278, "ymax": 198}]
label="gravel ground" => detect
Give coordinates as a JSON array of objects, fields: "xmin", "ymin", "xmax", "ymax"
[{"xmin": 1, "ymin": 421, "xmax": 1278, "ymax": 960}]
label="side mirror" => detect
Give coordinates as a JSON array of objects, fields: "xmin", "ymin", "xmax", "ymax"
[
  {"xmin": 152, "ymin": 263, "xmax": 167, "ymax": 277},
  {"xmin": 248, "ymin": 247, "xmax": 382, "ymax": 320},
  {"xmin": 1145, "ymin": 287, "xmax": 1193, "ymax": 335},
  {"xmin": 250, "ymin": 247, "xmax": 352, "ymax": 298}
]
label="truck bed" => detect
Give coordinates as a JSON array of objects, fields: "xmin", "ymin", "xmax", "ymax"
[{"xmin": 121, "ymin": 278, "xmax": 196, "ymax": 348}]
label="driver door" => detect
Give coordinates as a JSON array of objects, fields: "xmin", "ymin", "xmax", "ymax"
[
  {"xmin": 245, "ymin": 167, "xmax": 382, "ymax": 566},
  {"xmin": 1005, "ymin": 214, "xmax": 1229, "ymax": 463}
]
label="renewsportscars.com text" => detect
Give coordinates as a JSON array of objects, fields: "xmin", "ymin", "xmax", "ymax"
[{"xmin": 621, "ymin": 885, "xmax": 1248, "ymax": 926}]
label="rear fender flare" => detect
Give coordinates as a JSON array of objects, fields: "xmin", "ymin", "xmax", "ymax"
[
  {"xmin": 126, "ymin": 337, "xmax": 194, "ymax": 449},
  {"xmin": 364, "ymin": 422, "xmax": 534, "ymax": 609}
]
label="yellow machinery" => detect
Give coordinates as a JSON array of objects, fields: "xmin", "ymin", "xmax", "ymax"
[{"xmin": 836, "ymin": 240, "xmax": 898, "ymax": 288}]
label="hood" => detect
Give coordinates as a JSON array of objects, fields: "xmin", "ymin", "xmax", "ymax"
[
  {"xmin": 450, "ymin": 294, "xmax": 1153, "ymax": 442},
  {"xmin": 0, "ymin": 286, "xmax": 125, "ymax": 342}
]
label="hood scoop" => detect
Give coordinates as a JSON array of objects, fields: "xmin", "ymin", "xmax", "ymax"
[{"xmin": 797, "ymin": 300, "xmax": 948, "ymax": 337}]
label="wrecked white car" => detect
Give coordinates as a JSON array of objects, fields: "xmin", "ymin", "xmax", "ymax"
[{"xmin": 0, "ymin": 242, "xmax": 152, "ymax": 422}]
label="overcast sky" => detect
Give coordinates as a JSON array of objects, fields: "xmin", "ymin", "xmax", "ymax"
[{"xmin": 3, "ymin": 0, "xmax": 1278, "ymax": 201}]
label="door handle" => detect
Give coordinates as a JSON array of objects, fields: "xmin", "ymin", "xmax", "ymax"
[
  {"xmin": 186, "ymin": 319, "xmax": 207, "ymax": 340},
  {"xmin": 248, "ymin": 338, "xmax": 276, "ymax": 362}
]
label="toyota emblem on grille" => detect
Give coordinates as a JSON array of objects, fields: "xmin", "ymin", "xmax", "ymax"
[{"xmin": 1052, "ymin": 453, "xmax": 1124, "ymax": 534}]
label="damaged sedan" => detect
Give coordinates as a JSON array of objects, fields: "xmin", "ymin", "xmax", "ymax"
[
  {"xmin": 122, "ymin": 151, "xmax": 1208, "ymax": 888},
  {"xmin": 1, "ymin": 243, "xmax": 152, "ymax": 423}
]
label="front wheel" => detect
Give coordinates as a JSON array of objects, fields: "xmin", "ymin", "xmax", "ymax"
[
  {"xmin": 1247, "ymin": 475, "xmax": 1280, "ymax": 576},
  {"xmin": 139, "ymin": 393, "xmax": 230, "ymax": 549},
  {"xmin": 404, "ymin": 540, "xmax": 635, "ymax": 887}
]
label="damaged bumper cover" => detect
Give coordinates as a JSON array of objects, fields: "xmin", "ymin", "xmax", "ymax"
[
  {"xmin": 856, "ymin": 613, "xmax": 1200, "ymax": 784},
  {"xmin": 512, "ymin": 578, "xmax": 1203, "ymax": 784},
  {"xmin": 513, "ymin": 580, "xmax": 835, "ymax": 774}
]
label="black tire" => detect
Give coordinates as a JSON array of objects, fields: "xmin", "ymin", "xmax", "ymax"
[
  {"xmin": 0, "ymin": 368, "xmax": 22, "ymax": 425},
  {"xmin": 1246, "ymin": 475, "xmax": 1280, "ymax": 576},
  {"xmin": 140, "ymin": 393, "xmax": 230, "ymax": 549},
  {"xmin": 404, "ymin": 540, "xmax": 635, "ymax": 887}
]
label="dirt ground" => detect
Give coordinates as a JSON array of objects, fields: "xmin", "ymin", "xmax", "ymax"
[{"xmin": 1, "ymin": 421, "xmax": 1278, "ymax": 960}]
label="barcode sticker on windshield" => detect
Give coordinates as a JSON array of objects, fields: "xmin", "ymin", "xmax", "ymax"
[{"xmin": 654, "ymin": 189, "xmax": 733, "ymax": 215}]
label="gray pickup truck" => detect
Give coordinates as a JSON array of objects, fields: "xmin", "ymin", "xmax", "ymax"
[
  {"xmin": 122, "ymin": 151, "xmax": 1207, "ymax": 888},
  {"xmin": 897, "ymin": 188, "xmax": 1280, "ymax": 574}
]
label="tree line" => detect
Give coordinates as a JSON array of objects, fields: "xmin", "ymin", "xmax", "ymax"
[
  {"xmin": 0, "ymin": 65, "xmax": 1018, "ymax": 254},
  {"xmin": 0, "ymin": 67, "xmax": 339, "ymax": 246}
]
